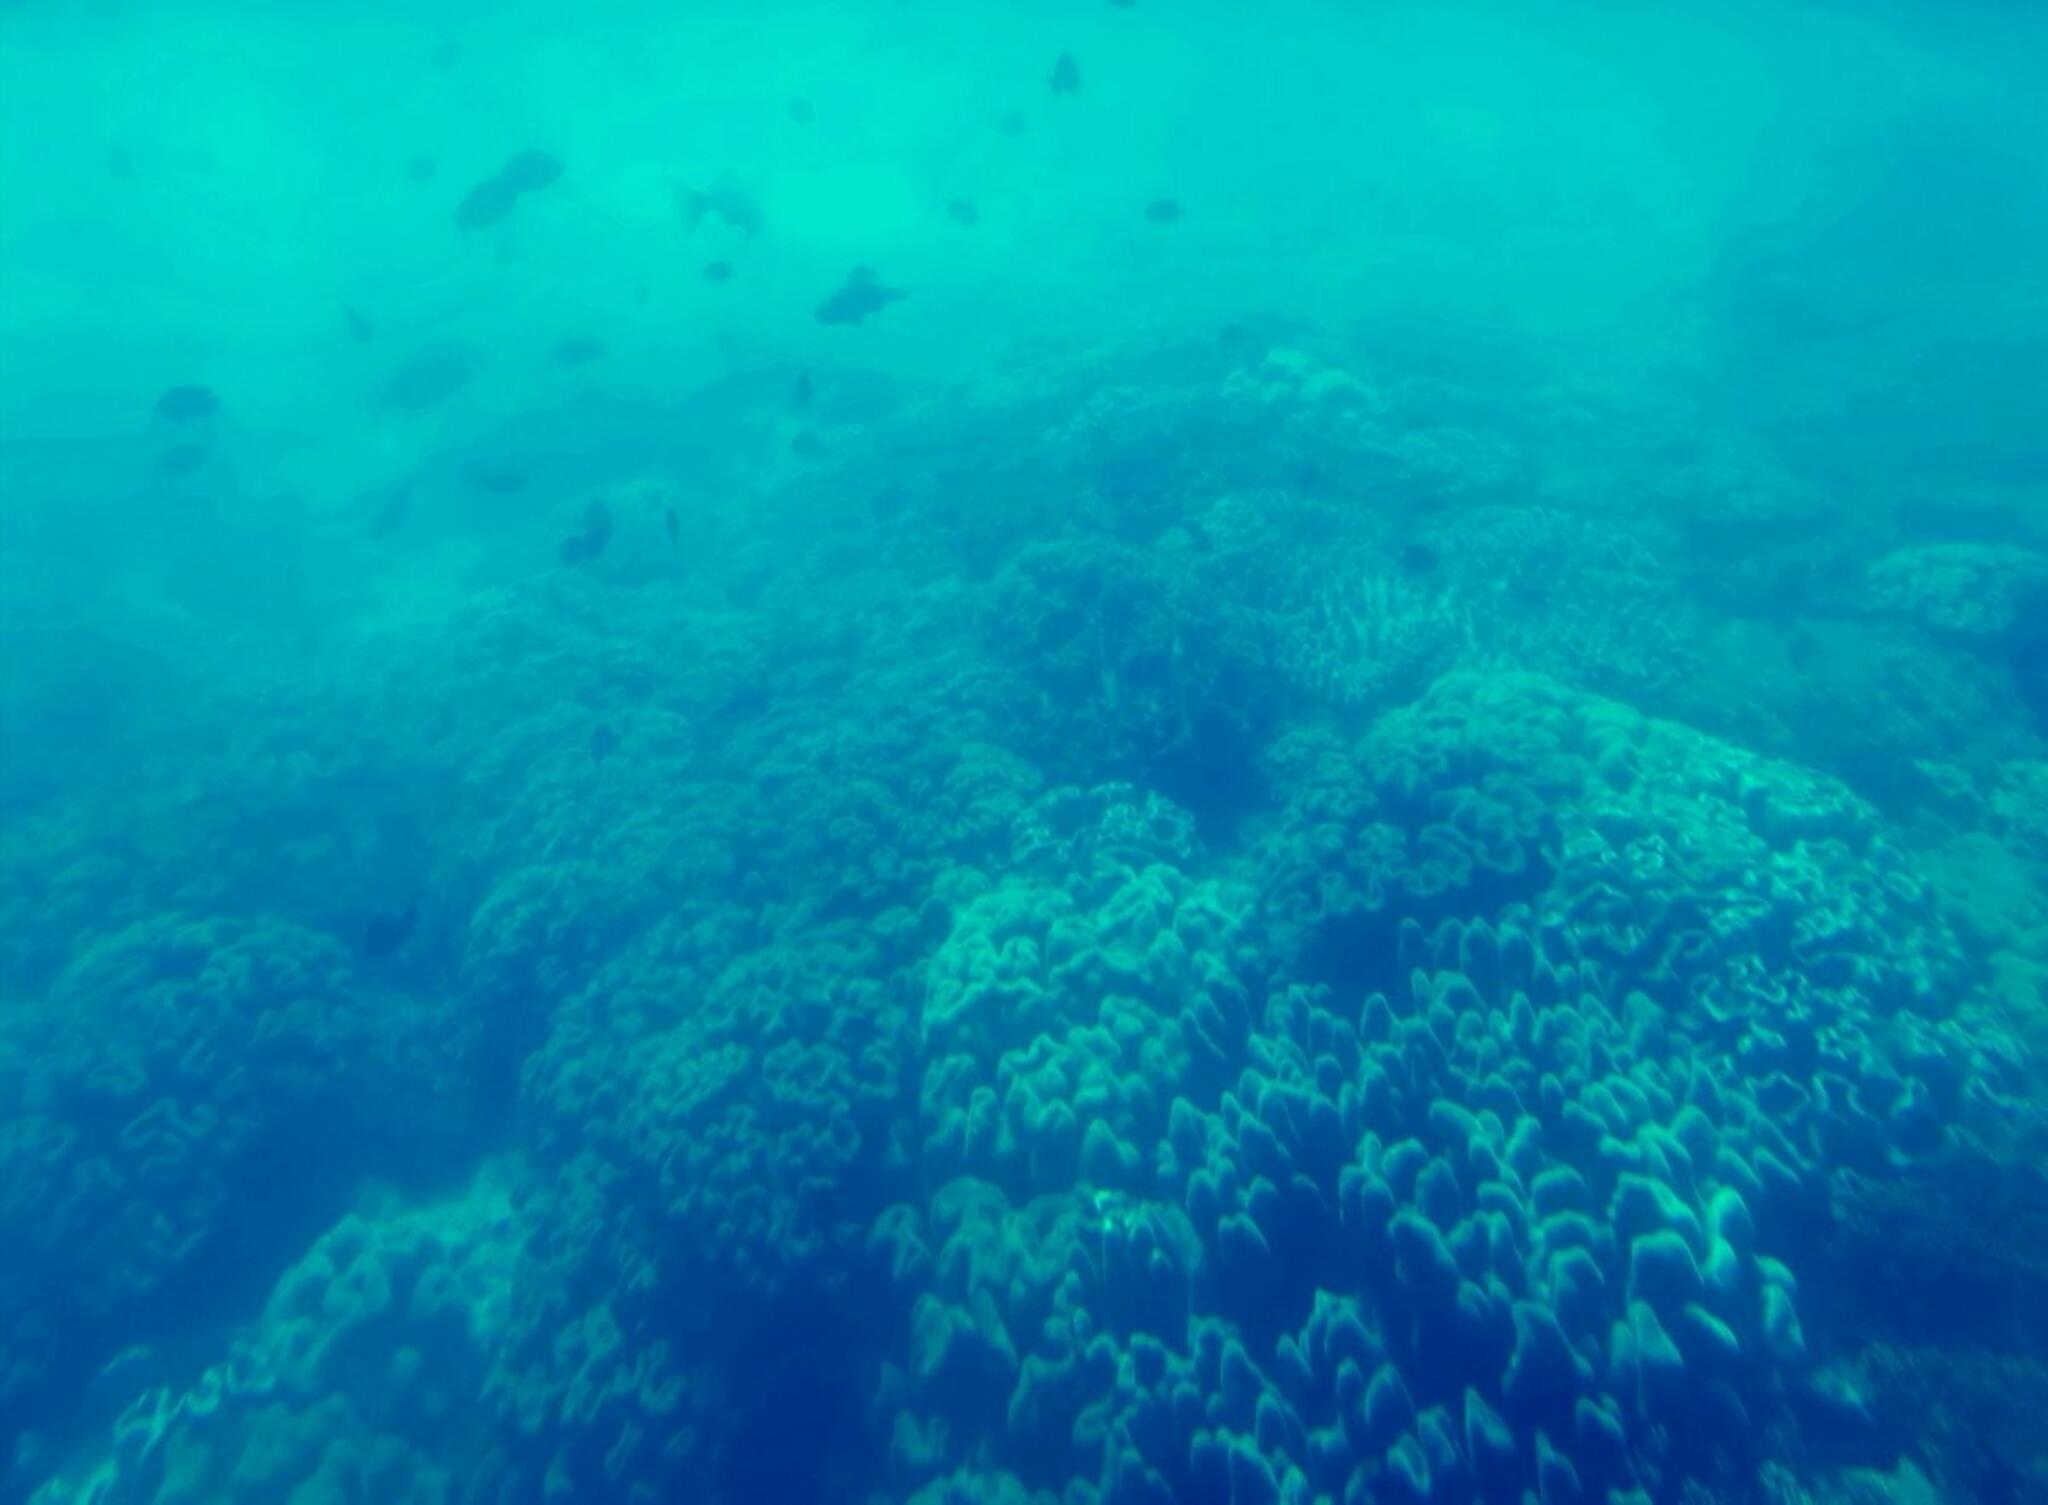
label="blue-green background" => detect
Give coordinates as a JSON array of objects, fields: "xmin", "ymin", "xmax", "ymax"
[{"xmin": 3, "ymin": 3, "xmax": 2046, "ymax": 1503}]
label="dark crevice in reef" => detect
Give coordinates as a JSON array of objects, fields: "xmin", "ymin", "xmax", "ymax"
[
  {"xmin": 2012, "ymin": 580, "xmax": 2048, "ymax": 737},
  {"xmin": 1823, "ymin": 1161, "xmax": 2048, "ymax": 1353},
  {"xmin": 1808, "ymin": 1161, "xmax": 2048, "ymax": 1505},
  {"xmin": 1148, "ymin": 707, "xmax": 1271, "ymax": 845},
  {"xmin": 11, "ymin": 1111, "xmax": 386, "ymax": 1476},
  {"xmin": 470, "ymin": 980, "xmax": 561, "ymax": 1134},
  {"xmin": 714, "ymin": 1271, "xmax": 894, "ymax": 1505},
  {"xmin": 1288, "ymin": 859, "xmax": 1561, "ymax": 1007},
  {"xmin": 1297, "ymin": 908, "xmax": 1405, "ymax": 1000}
]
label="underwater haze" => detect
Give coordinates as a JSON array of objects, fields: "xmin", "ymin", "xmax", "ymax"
[{"xmin": 3, "ymin": 1, "xmax": 2048, "ymax": 1503}]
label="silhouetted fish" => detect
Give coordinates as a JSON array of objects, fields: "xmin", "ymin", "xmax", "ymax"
[
  {"xmin": 430, "ymin": 37, "xmax": 461, "ymax": 69},
  {"xmin": 456, "ymin": 175, "xmax": 520, "ymax": 230},
  {"xmin": 945, "ymin": 199, "xmax": 980, "ymax": 227},
  {"xmin": 155, "ymin": 444, "xmax": 207, "ymax": 476},
  {"xmin": 704, "ymin": 260, "xmax": 733, "ymax": 282},
  {"xmin": 456, "ymin": 149, "xmax": 563, "ymax": 230},
  {"xmin": 790, "ymin": 430, "xmax": 826, "ymax": 461},
  {"xmin": 815, "ymin": 266, "xmax": 905, "ymax": 326},
  {"xmin": 1145, "ymin": 197, "xmax": 1183, "ymax": 223},
  {"xmin": 1399, "ymin": 542, "xmax": 1441, "ymax": 576},
  {"xmin": 360, "ymin": 905, "xmax": 417, "ymax": 959},
  {"xmin": 999, "ymin": 111, "xmax": 1028, "ymax": 137},
  {"xmin": 408, "ymin": 154, "xmax": 438, "ymax": 184},
  {"xmin": 665, "ymin": 506, "xmax": 680, "ymax": 550},
  {"xmin": 379, "ymin": 348, "xmax": 474, "ymax": 411},
  {"xmin": 793, "ymin": 371, "xmax": 814, "ymax": 408},
  {"xmin": 501, "ymin": 150, "xmax": 561, "ymax": 192},
  {"xmin": 788, "ymin": 99, "xmax": 815, "ymax": 124},
  {"xmin": 551, "ymin": 335, "xmax": 607, "ymax": 366},
  {"xmin": 559, "ymin": 499, "xmax": 614, "ymax": 565},
  {"xmin": 108, "ymin": 146, "xmax": 135, "ymax": 181},
  {"xmin": 155, "ymin": 385, "xmax": 218, "ymax": 423},
  {"xmin": 463, "ymin": 460, "xmax": 528, "ymax": 494},
  {"xmin": 345, "ymin": 306, "xmax": 375, "ymax": 343},
  {"xmin": 679, "ymin": 183, "xmax": 764, "ymax": 237},
  {"xmin": 1049, "ymin": 52, "xmax": 1080, "ymax": 95},
  {"xmin": 590, "ymin": 723, "xmax": 619, "ymax": 763}
]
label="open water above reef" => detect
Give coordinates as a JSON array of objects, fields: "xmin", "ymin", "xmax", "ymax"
[{"xmin": 3, "ymin": 3, "xmax": 2047, "ymax": 1503}]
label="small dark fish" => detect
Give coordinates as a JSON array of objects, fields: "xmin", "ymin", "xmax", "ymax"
[
  {"xmin": 703, "ymin": 260, "xmax": 733, "ymax": 282},
  {"xmin": 679, "ymin": 183, "xmax": 764, "ymax": 237},
  {"xmin": 501, "ymin": 150, "xmax": 562, "ymax": 192},
  {"xmin": 455, "ymin": 150, "xmax": 562, "ymax": 230},
  {"xmin": 945, "ymin": 199, "xmax": 980, "ymax": 227},
  {"xmin": 998, "ymin": 110, "xmax": 1028, "ymax": 137},
  {"xmin": 379, "ymin": 348, "xmax": 474, "ymax": 411},
  {"xmin": 790, "ymin": 430, "xmax": 827, "ymax": 461},
  {"xmin": 551, "ymin": 335, "xmax": 607, "ymax": 366},
  {"xmin": 108, "ymin": 146, "xmax": 135, "ymax": 181},
  {"xmin": 1145, "ymin": 197, "xmax": 1183, "ymax": 223},
  {"xmin": 1399, "ymin": 542, "xmax": 1441, "ymax": 576},
  {"xmin": 366, "ymin": 483, "xmax": 413, "ymax": 540},
  {"xmin": 792, "ymin": 371, "xmax": 814, "ymax": 408},
  {"xmin": 815, "ymin": 265, "xmax": 906, "ymax": 326},
  {"xmin": 590, "ymin": 723, "xmax": 619, "ymax": 763},
  {"xmin": 345, "ymin": 306, "xmax": 375, "ymax": 343},
  {"xmin": 155, "ymin": 444, "xmax": 207, "ymax": 476},
  {"xmin": 559, "ymin": 499, "xmax": 614, "ymax": 565},
  {"xmin": 360, "ymin": 905, "xmax": 418, "ymax": 959},
  {"xmin": 407, "ymin": 154, "xmax": 438, "ymax": 184},
  {"xmin": 430, "ymin": 37, "xmax": 461, "ymax": 69},
  {"xmin": 462, "ymin": 460, "xmax": 528, "ymax": 494},
  {"xmin": 1049, "ymin": 52, "xmax": 1080, "ymax": 95},
  {"xmin": 155, "ymin": 385, "xmax": 218, "ymax": 423},
  {"xmin": 788, "ymin": 98, "xmax": 815, "ymax": 124},
  {"xmin": 665, "ymin": 506, "xmax": 680, "ymax": 550},
  {"xmin": 455, "ymin": 174, "xmax": 521, "ymax": 230}
]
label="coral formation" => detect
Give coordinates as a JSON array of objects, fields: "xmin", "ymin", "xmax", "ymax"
[{"xmin": 5, "ymin": 342, "xmax": 2043, "ymax": 1505}]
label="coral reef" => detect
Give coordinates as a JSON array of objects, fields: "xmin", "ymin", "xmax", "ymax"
[
  {"xmin": 1866, "ymin": 543, "xmax": 2048, "ymax": 641},
  {"xmin": 6, "ymin": 340, "xmax": 2043, "ymax": 1505},
  {"xmin": 1, "ymin": 914, "xmax": 471, "ymax": 1453}
]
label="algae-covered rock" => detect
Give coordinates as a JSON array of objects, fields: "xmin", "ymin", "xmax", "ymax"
[{"xmin": 1866, "ymin": 542, "xmax": 2048, "ymax": 638}]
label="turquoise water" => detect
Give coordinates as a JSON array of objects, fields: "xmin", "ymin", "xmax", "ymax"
[{"xmin": 3, "ymin": 3, "xmax": 2046, "ymax": 1503}]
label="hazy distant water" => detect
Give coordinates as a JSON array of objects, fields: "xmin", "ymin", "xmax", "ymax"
[{"xmin": 3, "ymin": 3, "xmax": 2046, "ymax": 1504}]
